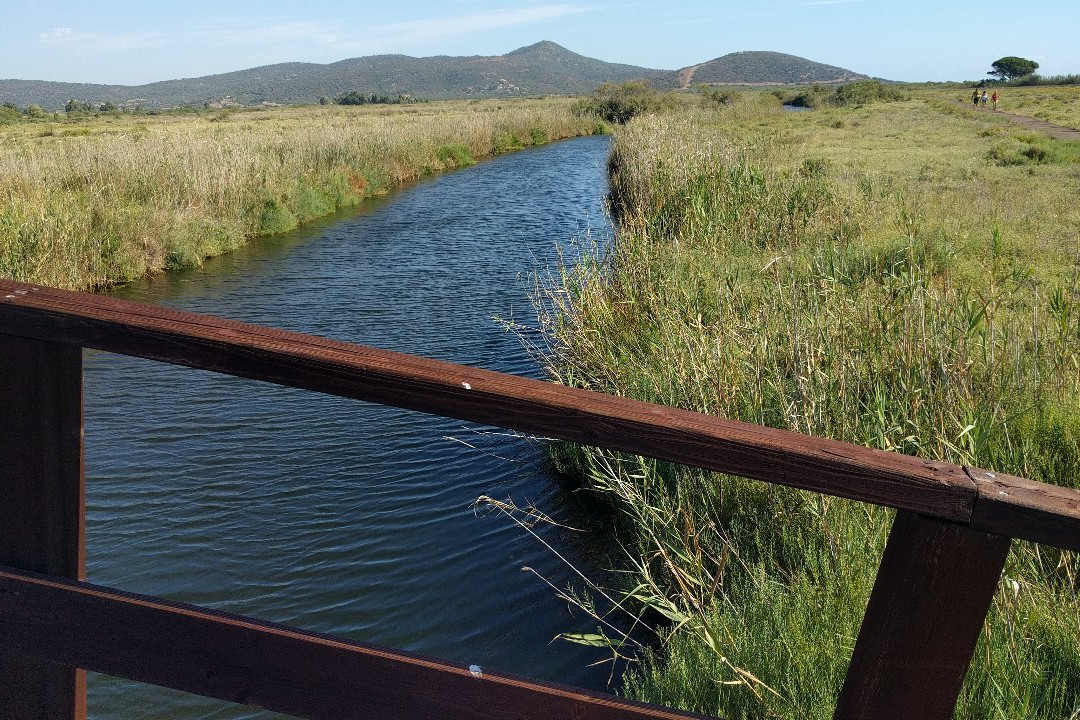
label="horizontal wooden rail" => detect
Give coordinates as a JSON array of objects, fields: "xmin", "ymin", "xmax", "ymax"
[
  {"xmin": 0, "ymin": 566, "xmax": 710, "ymax": 720},
  {"xmin": 967, "ymin": 467, "xmax": 1080, "ymax": 544},
  {"xmin": 5, "ymin": 279, "xmax": 1080, "ymax": 719},
  {"xmin": 3, "ymin": 280, "xmax": 1080, "ymax": 550}
]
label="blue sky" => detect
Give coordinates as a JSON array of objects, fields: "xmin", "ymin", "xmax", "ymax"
[{"xmin": 4, "ymin": 0, "xmax": 1078, "ymax": 85}]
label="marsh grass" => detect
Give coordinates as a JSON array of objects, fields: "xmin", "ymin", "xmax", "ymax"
[
  {"xmin": 0, "ymin": 98, "xmax": 599, "ymax": 290},
  {"xmin": 539, "ymin": 95, "xmax": 1080, "ymax": 718}
]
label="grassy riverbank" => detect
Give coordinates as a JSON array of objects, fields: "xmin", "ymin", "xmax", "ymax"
[
  {"xmin": 0, "ymin": 98, "xmax": 603, "ymax": 291},
  {"xmin": 542, "ymin": 91, "xmax": 1080, "ymax": 718}
]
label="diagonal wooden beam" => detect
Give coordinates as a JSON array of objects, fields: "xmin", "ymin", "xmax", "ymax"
[{"xmin": 834, "ymin": 511, "xmax": 1010, "ymax": 720}]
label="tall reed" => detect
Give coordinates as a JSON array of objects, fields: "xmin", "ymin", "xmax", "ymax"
[
  {"xmin": 0, "ymin": 99, "xmax": 600, "ymax": 290},
  {"xmin": 539, "ymin": 96, "xmax": 1080, "ymax": 718}
]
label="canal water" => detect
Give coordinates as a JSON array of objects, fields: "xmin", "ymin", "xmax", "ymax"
[{"xmin": 84, "ymin": 135, "xmax": 615, "ymax": 718}]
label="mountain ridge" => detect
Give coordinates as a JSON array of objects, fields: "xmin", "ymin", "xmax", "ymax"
[
  {"xmin": 0, "ymin": 42, "xmax": 867, "ymax": 111},
  {"xmin": 680, "ymin": 51, "xmax": 866, "ymax": 87}
]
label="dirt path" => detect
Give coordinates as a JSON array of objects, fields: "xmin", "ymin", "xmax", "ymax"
[
  {"xmin": 954, "ymin": 101, "xmax": 1080, "ymax": 141},
  {"xmin": 678, "ymin": 63, "xmax": 703, "ymax": 88}
]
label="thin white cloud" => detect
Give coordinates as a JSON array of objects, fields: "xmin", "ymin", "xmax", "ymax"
[
  {"xmin": 655, "ymin": 10, "xmax": 777, "ymax": 28},
  {"xmin": 37, "ymin": 27, "xmax": 164, "ymax": 53},
  {"xmin": 202, "ymin": 5, "xmax": 594, "ymax": 55},
  {"xmin": 32, "ymin": 4, "xmax": 596, "ymax": 73},
  {"xmin": 254, "ymin": 4, "xmax": 598, "ymax": 57},
  {"xmin": 376, "ymin": 4, "xmax": 592, "ymax": 44},
  {"xmin": 213, "ymin": 21, "xmax": 341, "ymax": 47},
  {"xmin": 37, "ymin": 27, "xmax": 74, "ymax": 44}
]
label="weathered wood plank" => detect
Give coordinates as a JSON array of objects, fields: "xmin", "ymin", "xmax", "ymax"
[
  {"xmin": 0, "ymin": 280, "xmax": 974, "ymax": 521},
  {"xmin": 0, "ymin": 335, "xmax": 86, "ymax": 720},
  {"xmin": 967, "ymin": 466, "xmax": 1080, "ymax": 552},
  {"xmin": 834, "ymin": 511, "xmax": 1010, "ymax": 720},
  {"xmin": 0, "ymin": 566, "xmax": 715, "ymax": 720}
]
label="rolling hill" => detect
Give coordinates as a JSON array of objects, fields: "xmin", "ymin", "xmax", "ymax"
[
  {"xmin": 0, "ymin": 43, "xmax": 869, "ymax": 111},
  {"xmin": 0, "ymin": 42, "xmax": 669, "ymax": 111},
  {"xmin": 678, "ymin": 51, "xmax": 866, "ymax": 87}
]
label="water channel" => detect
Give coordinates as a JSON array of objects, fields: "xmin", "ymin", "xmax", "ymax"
[{"xmin": 84, "ymin": 134, "xmax": 616, "ymax": 718}]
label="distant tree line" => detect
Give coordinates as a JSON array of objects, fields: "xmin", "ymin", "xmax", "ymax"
[
  {"xmin": 1007, "ymin": 73, "xmax": 1080, "ymax": 87},
  {"xmin": 975, "ymin": 56, "xmax": 1079, "ymax": 87},
  {"xmin": 0, "ymin": 99, "xmax": 220, "ymax": 122},
  {"xmin": 984, "ymin": 56, "xmax": 1080, "ymax": 86},
  {"xmin": 0, "ymin": 101, "xmax": 51, "ymax": 123},
  {"xmin": 64, "ymin": 98, "xmax": 123, "ymax": 114},
  {"xmin": 1, "ymin": 93, "xmax": 433, "ymax": 121},
  {"xmin": 326, "ymin": 92, "xmax": 424, "ymax": 106}
]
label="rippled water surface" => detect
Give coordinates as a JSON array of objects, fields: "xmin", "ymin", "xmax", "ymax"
[{"xmin": 85, "ymin": 135, "xmax": 614, "ymax": 718}]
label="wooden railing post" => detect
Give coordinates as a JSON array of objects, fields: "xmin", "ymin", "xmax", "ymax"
[
  {"xmin": 834, "ymin": 510, "xmax": 1010, "ymax": 720},
  {"xmin": 0, "ymin": 335, "xmax": 86, "ymax": 720}
]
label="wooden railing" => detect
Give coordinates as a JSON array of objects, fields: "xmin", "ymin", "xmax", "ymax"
[{"xmin": 1, "ymin": 278, "xmax": 1079, "ymax": 720}]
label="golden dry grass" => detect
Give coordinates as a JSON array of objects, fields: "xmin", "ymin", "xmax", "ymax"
[{"xmin": 0, "ymin": 98, "xmax": 602, "ymax": 290}]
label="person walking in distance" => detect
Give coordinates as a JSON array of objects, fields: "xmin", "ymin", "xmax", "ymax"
[
  {"xmin": 991, "ymin": 90, "xmax": 1000, "ymax": 111},
  {"xmin": 973, "ymin": 88, "xmax": 980, "ymax": 109},
  {"xmin": 981, "ymin": 90, "xmax": 989, "ymax": 109}
]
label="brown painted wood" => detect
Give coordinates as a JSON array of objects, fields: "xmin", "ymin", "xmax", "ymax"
[
  {"xmin": 0, "ymin": 335, "xmax": 86, "ymax": 719},
  {"xmin": 0, "ymin": 566, "xmax": 715, "ymax": 720},
  {"xmin": 834, "ymin": 511, "xmax": 1010, "ymax": 720},
  {"xmin": 967, "ymin": 467, "xmax": 1080, "ymax": 552},
  {"xmin": 0, "ymin": 280, "xmax": 974, "ymax": 521}
]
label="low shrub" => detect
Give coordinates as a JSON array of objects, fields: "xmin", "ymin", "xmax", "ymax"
[
  {"xmin": 292, "ymin": 184, "xmax": 335, "ymax": 223},
  {"xmin": 492, "ymin": 129, "xmax": 523, "ymax": 154},
  {"xmin": 0, "ymin": 105, "xmax": 21, "ymax": 125},
  {"xmin": 987, "ymin": 138, "xmax": 1080, "ymax": 166},
  {"xmin": 165, "ymin": 219, "xmax": 244, "ymax": 269},
  {"xmin": 436, "ymin": 142, "xmax": 476, "ymax": 168},
  {"xmin": 572, "ymin": 81, "xmax": 675, "ymax": 124},
  {"xmin": 832, "ymin": 79, "xmax": 909, "ymax": 106},
  {"xmin": 699, "ymin": 86, "xmax": 740, "ymax": 107},
  {"xmin": 782, "ymin": 81, "xmax": 909, "ymax": 109},
  {"xmin": 256, "ymin": 197, "xmax": 299, "ymax": 235}
]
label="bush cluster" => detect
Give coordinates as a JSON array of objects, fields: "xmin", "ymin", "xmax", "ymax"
[
  {"xmin": 778, "ymin": 80, "xmax": 909, "ymax": 109},
  {"xmin": 331, "ymin": 91, "xmax": 421, "ymax": 106},
  {"xmin": 571, "ymin": 81, "xmax": 675, "ymax": 124}
]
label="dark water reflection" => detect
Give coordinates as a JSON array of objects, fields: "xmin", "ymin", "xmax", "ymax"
[{"xmin": 85, "ymin": 135, "xmax": 616, "ymax": 718}]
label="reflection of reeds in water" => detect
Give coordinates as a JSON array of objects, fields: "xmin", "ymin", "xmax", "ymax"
[
  {"xmin": 0, "ymin": 99, "xmax": 599, "ymax": 290},
  {"xmin": 537, "ymin": 97, "xmax": 1080, "ymax": 719}
]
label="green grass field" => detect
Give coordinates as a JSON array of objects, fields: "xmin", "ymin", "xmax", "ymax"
[
  {"xmin": 541, "ymin": 89, "xmax": 1080, "ymax": 719},
  {"xmin": 916, "ymin": 84, "xmax": 1080, "ymax": 129}
]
